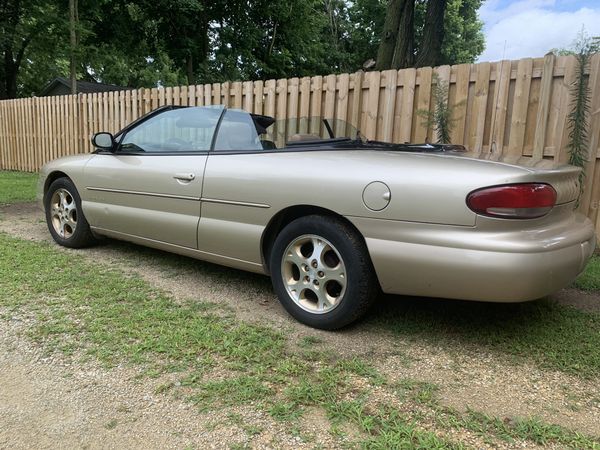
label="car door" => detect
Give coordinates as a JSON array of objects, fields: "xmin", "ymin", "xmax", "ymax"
[
  {"xmin": 197, "ymin": 109, "xmax": 274, "ymax": 265},
  {"xmin": 82, "ymin": 106, "xmax": 224, "ymax": 249}
]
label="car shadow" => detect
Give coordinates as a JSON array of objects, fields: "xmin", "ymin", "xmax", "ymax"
[{"xmin": 92, "ymin": 237, "xmax": 600, "ymax": 376}]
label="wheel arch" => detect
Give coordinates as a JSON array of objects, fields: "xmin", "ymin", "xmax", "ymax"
[
  {"xmin": 260, "ymin": 205, "xmax": 367, "ymax": 274},
  {"xmin": 44, "ymin": 171, "xmax": 71, "ymax": 197}
]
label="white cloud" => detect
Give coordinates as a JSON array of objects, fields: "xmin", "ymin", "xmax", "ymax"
[{"xmin": 478, "ymin": 3, "xmax": 600, "ymax": 62}]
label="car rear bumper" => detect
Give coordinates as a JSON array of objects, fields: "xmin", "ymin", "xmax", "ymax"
[{"xmin": 348, "ymin": 211, "xmax": 596, "ymax": 302}]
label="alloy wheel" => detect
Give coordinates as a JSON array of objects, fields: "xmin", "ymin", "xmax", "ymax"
[
  {"xmin": 280, "ymin": 234, "xmax": 347, "ymax": 314},
  {"xmin": 50, "ymin": 188, "xmax": 77, "ymax": 239}
]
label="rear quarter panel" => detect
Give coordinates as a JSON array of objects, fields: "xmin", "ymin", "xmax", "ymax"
[{"xmin": 198, "ymin": 150, "xmax": 532, "ymax": 265}]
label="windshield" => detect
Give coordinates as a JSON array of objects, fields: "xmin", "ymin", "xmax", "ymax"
[
  {"xmin": 119, "ymin": 106, "xmax": 224, "ymax": 153},
  {"xmin": 117, "ymin": 106, "xmax": 361, "ymax": 153}
]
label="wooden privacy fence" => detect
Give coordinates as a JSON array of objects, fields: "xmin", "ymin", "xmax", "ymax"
[{"xmin": 1, "ymin": 54, "xmax": 600, "ymax": 226}]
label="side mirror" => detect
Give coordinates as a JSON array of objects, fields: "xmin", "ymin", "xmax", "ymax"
[{"xmin": 92, "ymin": 132, "xmax": 115, "ymax": 151}]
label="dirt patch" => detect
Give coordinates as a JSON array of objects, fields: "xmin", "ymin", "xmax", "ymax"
[{"xmin": 1, "ymin": 202, "xmax": 600, "ymax": 445}]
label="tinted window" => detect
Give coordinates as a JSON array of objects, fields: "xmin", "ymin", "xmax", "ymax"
[
  {"xmin": 119, "ymin": 107, "xmax": 222, "ymax": 153},
  {"xmin": 213, "ymin": 109, "xmax": 264, "ymax": 151}
]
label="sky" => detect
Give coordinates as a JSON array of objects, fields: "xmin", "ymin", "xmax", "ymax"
[{"xmin": 478, "ymin": 0, "xmax": 600, "ymax": 62}]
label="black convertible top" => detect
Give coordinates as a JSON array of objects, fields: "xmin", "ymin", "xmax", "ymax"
[{"xmin": 250, "ymin": 113, "xmax": 276, "ymax": 135}]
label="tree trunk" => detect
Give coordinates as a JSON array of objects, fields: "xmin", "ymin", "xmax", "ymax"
[
  {"xmin": 69, "ymin": 0, "xmax": 78, "ymax": 94},
  {"xmin": 375, "ymin": 0, "xmax": 406, "ymax": 71},
  {"xmin": 416, "ymin": 0, "xmax": 447, "ymax": 68},
  {"xmin": 2, "ymin": 51, "xmax": 18, "ymax": 99},
  {"xmin": 392, "ymin": 0, "xmax": 415, "ymax": 69},
  {"xmin": 186, "ymin": 54, "xmax": 194, "ymax": 85},
  {"xmin": 1, "ymin": 0, "xmax": 22, "ymax": 99}
]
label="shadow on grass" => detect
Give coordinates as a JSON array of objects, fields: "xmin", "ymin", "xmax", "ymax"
[
  {"xmin": 365, "ymin": 294, "xmax": 600, "ymax": 378},
  {"xmin": 95, "ymin": 238, "xmax": 600, "ymax": 378}
]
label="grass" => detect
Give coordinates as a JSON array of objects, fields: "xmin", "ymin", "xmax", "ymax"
[
  {"xmin": 574, "ymin": 255, "xmax": 600, "ymax": 292},
  {"xmin": 0, "ymin": 170, "xmax": 38, "ymax": 204},
  {"xmin": 2, "ymin": 233, "xmax": 598, "ymax": 448},
  {"xmin": 371, "ymin": 294, "xmax": 600, "ymax": 378}
]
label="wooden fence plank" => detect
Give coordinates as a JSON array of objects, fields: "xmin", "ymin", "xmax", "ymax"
[
  {"xmin": 532, "ymin": 53, "xmax": 555, "ymax": 160},
  {"xmin": 276, "ymin": 78, "xmax": 288, "ymax": 144},
  {"xmin": 299, "ymin": 76, "xmax": 311, "ymax": 133},
  {"xmin": 396, "ymin": 68, "xmax": 416, "ymax": 144},
  {"xmin": 451, "ymin": 64, "xmax": 471, "ymax": 144},
  {"xmin": 35, "ymin": 97, "xmax": 42, "ymax": 168},
  {"xmin": 243, "ymin": 81, "xmax": 254, "ymax": 112},
  {"xmin": 195, "ymin": 85, "xmax": 204, "ymax": 106},
  {"xmin": 380, "ymin": 70, "xmax": 397, "ymax": 143},
  {"xmin": 0, "ymin": 103, "xmax": 7, "ymax": 168},
  {"xmin": 59, "ymin": 96, "xmax": 66, "ymax": 158},
  {"xmin": 553, "ymin": 58, "xmax": 577, "ymax": 163},
  {"xmin": 489, "ymin": 60, "xmax": 512, "ymax": 156},
  {"xmin": 507, "ymin": 58, "xmax": 533, "ymax": 159},
  {"xmin": 172, "ymin": 86, "xmax": 180, "ymax": 106},
  {"xmin": 310, "ymin": 76, "xmax": 323, "ymax": 135},
  {"xmin": 432, "ymin": 65, "xmax": 451, "ymax": 143},
  {"xmin": 180, "ymin": 85, "xmax": 188, "ymax": 107},
  {"xmin": 364, "ymin": 71, "xmax": 381, "ymax": 140},
  {"xmin": 220, "ymin": 82, "xmax": 229, "ymax": 107},
  {"xmin": 324, "ymin": 74, "xmax": 336, "ymax": 121},
  {"xmin": 335, "ymin": 73, "xmax": 350, "ymax": 136},
  {"xmin": 188, "ymin": 85, "xmax": 195, "ymax": 107},
  {"xmin": 1, "ymin": 102, "xmax": 7, "ymax": 168},
  {"xmin": 414, "ymin": 67, "xmax": 432, "ymax": 143},
  {"xmin": 0, "ymin": 103, "xmax": 7, "ymax": 169},
  {"xmin": 288, "ymin": 77, "xmax": 299, "ymax": 135},
  {"xmin": 210, "ymin": 83, "xmax": 219, "ymax": 105},
  {"xmin": 232, "ymin": 82, "xmax": 243, "ymax": 109},
  {"xmin": 254, "ymin": 80, "xmax": 264, "ymax": 115},
  {"xmin": 264, "ymin": 79, "xmax": 276, "ymax": 118},
  {"xmin": 204, "ymin": 84, "xmax": 211, "ymax": 106},
  {"xmin": 468, "ymin": 62, "xmax": 491, "ymax": 154}
]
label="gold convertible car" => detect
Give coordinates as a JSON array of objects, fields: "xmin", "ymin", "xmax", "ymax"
[{"xmin": 38, "ymin": 105, "xmax": 596, "ymax": 329}]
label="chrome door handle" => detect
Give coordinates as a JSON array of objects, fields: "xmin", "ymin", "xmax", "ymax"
[{"xmin": 173, "ymin": 173, "xmax": 195, "ymax": 181}]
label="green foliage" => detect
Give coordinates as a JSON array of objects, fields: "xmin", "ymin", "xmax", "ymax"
[
  {"xmin": 2, "ymin": 0, "xmax": 486, "ymax": 98},
  {"xmin": 439, "ymin": 0, "xmax": 485, "ymax": 64},
  {"xmin": 355, "ymin": 0, "xmax": 485, "ymax": 69},
  {"xmin": 565, "ymin": 31, "xmax": 599, "ymax": 199},
  {"xmin": 417, "ymin": 73, "xmax": 455, "ymax": 144}
]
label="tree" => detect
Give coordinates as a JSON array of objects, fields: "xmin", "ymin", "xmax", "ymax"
[
  {"xmin": 375, "ymin": 0, "xmax": 406, "ymax": 70},
  {"xmin": 69, "ymin": 0, "xmax": 78, "ymax": 94},
  {"xmin": 438, "ymin": 0, "xmax": 484, "ymax": 65},
  {"xmin": 0, "ymin": 0, "xmax": 62, "ymax": 99},
  {"xmin": 2, "ymin": 0, "xmax": 485, "ymax": 99},
  {"xmin": 391, "ymin": 0, "xmax": 414, "ymax": 68},
  {"xmin": 415, "ymin": 0, "xmax": 447, "ymax": 67},
  {"xmin": 370, "ymin": 0, "xmax": 483, "ymax": 71}
]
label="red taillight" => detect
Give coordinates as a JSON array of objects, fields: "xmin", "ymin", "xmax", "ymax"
[{"xmin": 467, "ymin": 183, "xmax": 557, "ymax": 219}]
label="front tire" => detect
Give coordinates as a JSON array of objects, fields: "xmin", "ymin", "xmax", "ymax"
[
  {"xmin": 44, "ymin": 177, "xmax": 96, "ymax": 248},
  {"xmin": 270, "ymin": 215, "xmax": 378, "ymax": 330}
]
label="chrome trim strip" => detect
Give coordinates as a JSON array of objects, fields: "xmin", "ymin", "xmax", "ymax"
[
  {"xmin": 86, "ymin": 186, "xmax": 200, "ymax": 201},
  {"xmin": 200, "ymin": 197, "xmax": 270, "ymax": 209},
  {"xmin": 86, "ymin": 187, "xmax": 270, "ymax": 208}
]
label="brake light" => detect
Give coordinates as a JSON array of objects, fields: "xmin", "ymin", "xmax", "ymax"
[{"xmin": 467, "ymin": 183, "xmax": 557, "ymax": 219}]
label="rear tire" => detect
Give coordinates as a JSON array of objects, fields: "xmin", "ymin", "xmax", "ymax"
[
  {"xmin": 44, "ymin": 177, "xmax": 96, "ymax": 248},
  {"xmin": 270, "ymin": 215, "xmax": 378, "ymax": 330}
]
